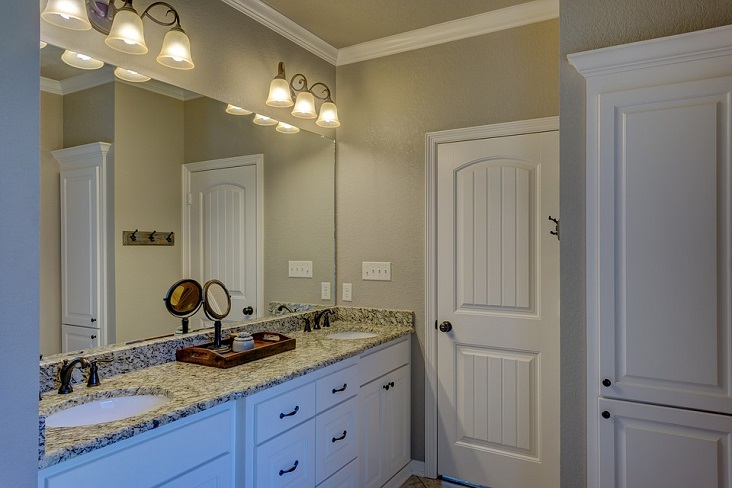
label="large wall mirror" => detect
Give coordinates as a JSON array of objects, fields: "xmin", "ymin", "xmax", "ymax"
[{"xmin": 40, "ymin": 44, "xmax": 335, "ymax": 356}]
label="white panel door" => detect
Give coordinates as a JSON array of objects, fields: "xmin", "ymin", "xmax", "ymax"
[
  {"xmin": 436, "ymin": 131, "xmax": 559, "ymax": 487},
  {"xmin": 599, "ymin": 398, "xmax": 732, "ymax": 488},
  {"xmin": 60, "ymin": 165, "xmax": 100, "ymax": 329},
  {"xmin": 187, "ymin": 163, "xmax": 258, "ymax": 326},
  {"xmin": 597, "ymin": 76, "xmax": 732, "ymax": 413}
]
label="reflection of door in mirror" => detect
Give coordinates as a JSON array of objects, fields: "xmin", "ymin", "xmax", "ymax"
[{"xmin": 184, "ymin": 156, "xmax": 262, "ymax": 330}]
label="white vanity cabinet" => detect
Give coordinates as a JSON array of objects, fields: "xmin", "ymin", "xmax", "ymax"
[
  {"xmin": 53, "ymin": 142, "xmax": 114, "ymax": 352},
  {"xmin": 240, "ymin": 358, "xmax": 361, "ymax": 488},
  {"xmin": 38, "ymin": 403, "xmax": 236, "ymax": 488},
  {"xmin": 359, "ymin": 338, "xmax": 411, "ymax": 488}
]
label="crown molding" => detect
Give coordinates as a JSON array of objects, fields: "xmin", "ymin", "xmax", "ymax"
[
  {"xmin": 40, "ymin": 70, "xmax": 200, "ymax": 101},
  {"xmin": 568, "ymin": 24, "xmax": 732, "ymax": 78},
  {"xmin": 40, "ymin": 77, "xmax": 63, "ymax": 95},
  {"xmin": 220, "ymin": 0, "xmax": 339, "ymax": 64},
  {"xmin": 337, "ymin": 0, "xmax": 558, "ymax": 65}
]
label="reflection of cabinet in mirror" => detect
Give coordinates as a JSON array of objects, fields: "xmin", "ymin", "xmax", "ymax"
[{"xmin": 53, "ymin": 142, "xmax": 115, "ymax": 352}]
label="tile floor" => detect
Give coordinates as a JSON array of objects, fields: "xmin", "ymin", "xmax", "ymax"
[{"xmin": 400, "ymin": 475, "xmax": 466, "ymax": 487}]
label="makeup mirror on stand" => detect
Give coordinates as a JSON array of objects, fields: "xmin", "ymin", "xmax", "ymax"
[
  {"xmin": 203, "ymin": 279, "xmax": 232, "ymax": 353},
  {"xmin": 163, "ymin": 279, "xmax": 203, "ymax": 334}
]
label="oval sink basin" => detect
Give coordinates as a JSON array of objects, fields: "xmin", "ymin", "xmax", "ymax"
[
  {"xmin": 327, "ymin": 331, "xmax": 379, "ymax": 340},
  {"xmin": 46, "ymin": 395, "xmax": 171, "ymax": 428}
]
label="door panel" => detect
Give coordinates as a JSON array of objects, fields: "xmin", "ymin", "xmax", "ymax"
[
  {"xmin": 436, "ymin": 131, "xmax": 559, "ymax": 487},
  {"xmin": 598, "ymin": 77, "xmax": 732, "ymax": 413}
]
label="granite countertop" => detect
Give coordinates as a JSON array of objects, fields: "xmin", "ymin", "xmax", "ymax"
[{"xmin": 39, "ymin": 319, "xmax": 413, "ymax": 469}]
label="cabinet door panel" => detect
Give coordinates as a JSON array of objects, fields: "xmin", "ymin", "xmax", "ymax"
[
  {"xmin": 383, "ymin": 365, "xmax": 410, "ymax": 476},
  {"xmin": 599, "ymin": 398, "xmax": 732, "ymax": 488},
  {"xmin": 61, "ymin": 324, "xmax": 100, "ymax": 353},
  {"xmin": 359, "ymin": 379, "xmax": 384, "ymax": 488},
  {"xmin": 597, "ymin": 76, "xmax": 732, "ymax": 413}
]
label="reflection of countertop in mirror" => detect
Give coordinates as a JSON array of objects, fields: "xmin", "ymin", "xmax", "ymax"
[{"xmin": 38, "ymin": 307, "xmax": 414, "ymax": 469}]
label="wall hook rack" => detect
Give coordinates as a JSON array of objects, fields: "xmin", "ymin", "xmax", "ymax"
[
  {"xmin": 123, "ymin": 230, "xmax": 174, "ymax": 246},
  {"xmin": 548, "ymin": 216, "xmax": 560, "ymax": 241}
]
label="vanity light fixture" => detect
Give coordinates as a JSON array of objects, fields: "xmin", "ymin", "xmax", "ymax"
[
  {"xmin": 276, "ymin": 122, "xmax": 300, "ymax": 134},
  {"xmin": 41, "ymin": 0, "xmax": 194, "ymax": 70},
  {"xmin": 40, "ymin": 41, "xmax": 48, "ymax": 49},
  {"xmin": 61, "ymin": 50, "xmax": 105, "ymax": 70},
  {"xmin": 252, "ymin": 114, "xmax": 278, "ymax": 126},
  {"xmin": 265, "ymin": 62, "xmax": 340, "ymax": 128},
  {"xmin": 225, "ymin": 104, "xmax": 253, "ymax": 116},
  {"xmin": 114, "ymin": 66, "xmax": 151, "ymax": 82}
]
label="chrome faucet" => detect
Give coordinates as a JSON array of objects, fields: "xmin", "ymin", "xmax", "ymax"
[{"xmin": 58, "ymin": 357, "xmax": 90, "ymax": 394}]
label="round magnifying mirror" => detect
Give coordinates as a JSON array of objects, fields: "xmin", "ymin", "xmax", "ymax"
[
  {"xmin": 164, "ymin": 279, "xmax": 203, "ymax": 334},
  {"xmin": 203, "ymin": 280, "xmax": 231, "ymax": 352}
]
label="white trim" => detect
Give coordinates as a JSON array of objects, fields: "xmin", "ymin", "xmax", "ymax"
[
  {"xmin": 220, "ymin": 0, "xmax": 557, "ymax": 67},
  {"xmin": 220, "ymin": 0, "xmax": 338, "ymax": 65},
  {"xmin": 410, "ymin": 459, "xmax": 426, "ymax": 477},
  {"xmin": 182, "ymin": 155, "xmax": 265, "ymax": 319},
  {"xmin": 424, "ymin": 116, "xmax": 559, "ymax": 479},
  {"xmin": 568, "ymin": 24, "xmax": 732, "ymax": 78},
  {"xmin": 40, "ymin": 72, "xmax": 199, "ymax": 100},
  {"xmin": 382, "ymin": 463, "xmax": 413, "ymax": 488},
  {"xmin": 338, "ymin": 0, "xmax": 558, "ymax": 66}
]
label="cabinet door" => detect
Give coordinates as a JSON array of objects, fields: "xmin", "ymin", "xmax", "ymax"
[
  {"xmin": 315, "ymin": 397, "xmax": 358, "ymax": 484},
  {"xmin": 61, "ymin": 324, "xmax": 100, "ymax": 353},
  {"xmin": 158, "ymin": 453, "xmax": 232, "ymax": 488},
  {"xmin": 596, "ymin": 76, "xmax": 732, "ymax": 414},
  {"xmin": 255, "ymin": 420, "xmax": 316, "ymax": 488},
  {"xmin": 598, "ymin": 398, "xmax": 732, "ymax": 488},
  {"xmin": 359, "ymin": 377, "xmax": 384, "ymax": 488},
  {"xmin": 60, "ymin": 165, "xmax": 100, "ymax": 329},
  {"xmin": 382, "ymin": 365, "xmax": 410, "ymax": 477}
]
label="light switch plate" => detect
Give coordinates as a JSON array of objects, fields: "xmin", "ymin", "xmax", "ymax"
[
  {"xmin": 289, "ymin": 261, "xmax": 312, "ymax": 278},
  {"xmin": 362, "ymin": 262, "xmax": 391, "ymax": 281},
  {"xmin": 321, "ymin": 282, "xmax": 331, "ymax": 300},
  {"xmin": 342, "ymin": 283, "xmax": 352, "ymax": 301}
]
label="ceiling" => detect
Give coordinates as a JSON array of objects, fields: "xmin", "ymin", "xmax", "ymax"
[{"xmin": 260, "ymin": 0, "xmax": 530, "ymax": 49}]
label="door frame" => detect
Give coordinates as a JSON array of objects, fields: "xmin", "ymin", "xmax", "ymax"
[
  {"xmin": 424, "ymin": 116, "xmax": 559, "ymax": 478},
  {"xmin": 182, "ymin": 154, "xmax": 265, "ymax": 317}
]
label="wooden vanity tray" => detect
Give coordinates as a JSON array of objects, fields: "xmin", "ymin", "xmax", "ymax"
[{"xmin": 176, "ymin": 332, "xmax": 296, "ymax": 369}]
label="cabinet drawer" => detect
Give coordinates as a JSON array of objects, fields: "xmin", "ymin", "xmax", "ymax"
[
  {"xmin": 316, "ymin": 364, "xmax": 359, "ymax": 412},
  {"xmin": 318, "ymin": 458, "xmax": 359, "ymax": 488},
  {"xmin": 255, "ymin": 382, "xmax": 316, "ymax": 444},
  {"xmin": 359, "ymin": 338, "xmax": 409, "ymax": 386},
  {"xmin": 315, "ymin": 397, "xmax": 358, "ymax": 484},
  {"xmin": 255, "ymin": 420, "xmax": 316, "ymax": 488}
]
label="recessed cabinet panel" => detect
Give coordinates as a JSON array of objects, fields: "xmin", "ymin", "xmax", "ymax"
[
  {"xmin": 598, "ymin": 399, "xmax": 732, "ymax": 488},
  {"xmin": 598, "ymin": 76, "xmax": 732, "ymax": 413}
]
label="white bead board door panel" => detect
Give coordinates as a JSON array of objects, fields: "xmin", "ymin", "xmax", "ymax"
[
  {"xmin": 597, "ymin": 76, "xmax": 732, "ymax": 414},
  {"xmin": 598, "ymin": 398, "xmax": 732, "ymax": 488}
]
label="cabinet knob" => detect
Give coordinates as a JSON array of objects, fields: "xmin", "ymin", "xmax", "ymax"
[
  {"xmin": 439, "ymin": 321, "xmax": 452, "ymax": 333},
  {"xmin": 602, "ymin": 379, "xmax": 612, "ymax": 387},
  {"xmin": 91, "ymin": 334, "xmax": 97, "ymax": 340},
  {"xmin": 90, "ymin": 318, "xmax": 97, "ymax": 323},
  {"xmin": 383, "ymin": 381, "xmax": 395, "ymax": 391},
  {"xmin": 601, "ymin": 410, "xmax": 611, "ymax": 419}
]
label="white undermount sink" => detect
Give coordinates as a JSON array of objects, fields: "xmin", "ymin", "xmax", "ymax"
[
  {"xmin": 326, "ymin": 331, "xmax": 379, "ymax": 340},
  {"xmin": 45, "ymin": 394, "xmax": 171, "ymax": 428}
]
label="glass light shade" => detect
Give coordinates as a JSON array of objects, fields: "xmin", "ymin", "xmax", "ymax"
[
  {"xmin": 105, "ymin": 7, "xmax": 148, "ymax": 55},
  {"xmin": 266, "ymin": 78, "xmax": 294, "ymax": 107},
  {"xmin": 41, "ymin": 0, "xmax": 92, "ymax": 31},
  {"xmin": 316, "ymin": 101, "xmax": 341, "ymax": 128},
  {"xmin": 157, "ymin": 28, "xmax": 194, "ymax": 70},
  {"xmin": 252, "ymin": 114, "xmax": 278, "ymax": 126},
  {"xmin": 40, "ymin": 41, "xmax": 48, "ymax": 49},
  {"xmin": 276, "ymin": 122, "xmax": 300, "ymax": 134},
  {"xmin": 291, "ymin": 91, "xmax": 317, "ymax": 119},
  {"xmin": 114, "ymin": 67, "xmax": 151, "ymax": 83},
  {"xmin": 225, "ymin": 104, "xmax": 252, "ymax": 115},
  {"xmin": 61, "ymin": 50, "xmax": 104, "ymax": 70}
]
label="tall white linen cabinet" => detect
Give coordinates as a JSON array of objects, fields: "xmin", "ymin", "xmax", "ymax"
[
  {"xmin": 570, "ymin": 25, "xmax": 732, "ymax": 487},
  {"xmin": 53, "ymin": 142, "xmax": 114, "ymax": 352}
]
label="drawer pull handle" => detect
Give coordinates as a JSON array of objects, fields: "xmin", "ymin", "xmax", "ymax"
[
  {"xmin": 279, "ymin": 460, "xmax": 299, "ymax": 476},
  {"xmin": 332, "ymin": 383, "xmax": 347, "ymax": 394},
  {"xmin": 332, "ymin": 430, "xmax": 347, "ymax": 443},
  {"xmin": 383, "ymin": 381, "xmax": 395, "ymax": 391},
  {"xmin": 279, "ymin": 405, "xmax": 300, "ymax": 419}
]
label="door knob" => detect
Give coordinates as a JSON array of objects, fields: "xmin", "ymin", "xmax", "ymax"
[
  {"xmin": 242, "ymin": 306, "xmax": 254, "ymax": 315},
  {"xmin": 439, "ymin": 321, "xmax": 452, "ymax": 333},
  {"xmin": 602, "ymin": 379, "xmax": 612, "ymax": 387},
  {"xmin": 601, "ymin": 410, "xmax": 611, "ymax": 419}
]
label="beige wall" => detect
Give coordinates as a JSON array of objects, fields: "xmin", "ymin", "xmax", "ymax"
[
  {"xmin": 63, "ymin": 83, "xmax": 114, "ymax": 147},
  {"xmin": 114, "ymin": 82, "xmax": 184, "ymax": 342},
  {"xmin": 336, "ymin": 20, "xmax": 559, "ymax": 461},
  {"xmin": 40, "ymin": 91, "xmax": 63, "ymax": 356},
  {"xmin": 183, "ymin": 96, "xmax": 335, "ymax": 309},
  {"xmin": 559, "ymin": 2, "xmax": 732, "ymax": 487}
]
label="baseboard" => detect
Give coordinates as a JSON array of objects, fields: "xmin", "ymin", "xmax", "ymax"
[
  {"xmin": 383, "ymin": 463, "xmax": 414, "ymax": 488},
  {"xmin": 410, "ymin": 459, "xmax": 426, "ymax": 477}
]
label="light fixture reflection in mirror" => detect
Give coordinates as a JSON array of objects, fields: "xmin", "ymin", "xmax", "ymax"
[
  {"xmin": 276, "ymin": 122, "xmax": 300, "ymax": 134},
  {"xmin": 266, "ymin": 62, "xmax": 340, "ymax": 128},
  {"xmin": 61, "ymin": 50, "xmax": 105, "ymax": 70},
  {"xmin": 114, "ymin": 66, "xmax": 151, "ymax": 82},
  {"xmin": 225, "ymin": 104, "xmax": 252, "ymax": 116},
  {"xmin": 253, "ymin": 114, "xmax": 278, "ymax": 126}
]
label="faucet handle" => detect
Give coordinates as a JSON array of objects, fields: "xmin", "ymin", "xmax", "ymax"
[
  {"xmin": 303, "ymin": 317, "xmax": 312, "ymax": 333},
  {"xmin": 87, "ymin": 357, "xmax": 113, "ymax": 387}
]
